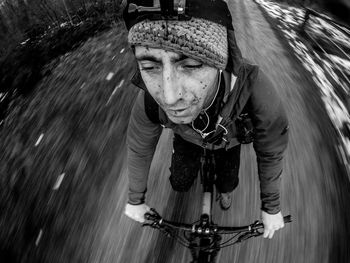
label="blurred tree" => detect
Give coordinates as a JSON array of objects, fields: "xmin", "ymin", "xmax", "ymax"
[
  {"xmin": 61, "ymin": 0, "xmax": 73, "ymax": 25},
  {"xmin": 0, "ymin": 0, "xmax": 124, "ymax": 58}
]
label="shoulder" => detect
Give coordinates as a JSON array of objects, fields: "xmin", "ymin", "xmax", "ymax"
[
  {"xmin": 250, "ymin": 68, "xmax": 281, "ymax": 109},
  {"xmin": 253, "ymin": 68, "xmax": 275, "ymax": 90}
]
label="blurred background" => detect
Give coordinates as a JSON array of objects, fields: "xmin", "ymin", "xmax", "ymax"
[{"xmin": 0, "ymin": 0, "xmax": 349, "ymax": 262}]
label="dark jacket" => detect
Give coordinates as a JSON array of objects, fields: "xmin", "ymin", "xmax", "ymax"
[{"xmin": 126, "ymin": 29, "xmax": 289, "ymax": 214}]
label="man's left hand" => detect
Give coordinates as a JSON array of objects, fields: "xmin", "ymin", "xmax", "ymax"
[{"xmin": 261, "ymin": 210, "xmax": 284, "ymax": 239}]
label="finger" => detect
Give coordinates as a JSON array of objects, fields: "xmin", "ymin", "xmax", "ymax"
[
  {"xmin": 136, "ymin": 217, "xmax": 145, "ymax": 223},
  {"xmin": 133, "ymin": 214, "xmax": 144, "ymax": 223},
  {"xmin": 274, "ymin": 224, "xmax": 283, "ymax": 231},
  {"xmin": 263, "ymin": 229, "xmax": 269, "ymax": 238},
  {"xmin": 263, "ymin": 228, "xmax": 275, "ymax": 239}
]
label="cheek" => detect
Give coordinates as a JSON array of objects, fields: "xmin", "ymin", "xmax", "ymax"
[
  {"xmin": 141, "ymin": 74, "xmax": 161, "ymax": 95},
  {"xmin": 149, "ymin": 85, "xmax": 162, "ymax": 103},
  {"xmin": 142, "ymin": 77, "xmax": 166, "ymax": 107},
  {"xmin": 195, "ymin": 82, "xmax": 212, "ymax": 102},
  {"xmin": 190, "ymin": 69, "xmax": 217, "ymax": 98}
]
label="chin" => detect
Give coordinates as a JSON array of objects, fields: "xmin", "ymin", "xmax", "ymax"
[{"xmin": 168, "ymin": 115, "xmax": 194, "ymax": 124}]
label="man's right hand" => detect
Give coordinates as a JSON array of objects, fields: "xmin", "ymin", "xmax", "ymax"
[{"xmin": 124, "ymin": 203, "xmax": 151, "ymax": 223}]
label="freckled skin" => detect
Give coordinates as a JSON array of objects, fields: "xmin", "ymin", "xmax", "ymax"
[{"xmin": 135, "ymin": 46, "xmax": 219, "ymax": 124}]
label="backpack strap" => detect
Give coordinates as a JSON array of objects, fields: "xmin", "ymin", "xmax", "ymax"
[
  {"xmin": 203, "ymin": 98, "xmax": 251, "ymax": 145},
  {"xmin": 144, "ymin": 91, "xmax": 161, "ymax": 124}
]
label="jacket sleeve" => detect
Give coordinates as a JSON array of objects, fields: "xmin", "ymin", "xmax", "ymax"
[
  {"xmin": 127, "ymin": 90, "xmax": 163, "ymax": 205},
  {"xmin": 250, "ymin": 70, "xmax": 289, "ymax": 214}
]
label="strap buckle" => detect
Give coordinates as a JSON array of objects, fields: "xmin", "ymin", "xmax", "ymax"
[{"xmin": 127, "ymin": 2, "xmax": 191, "ymax": 21}]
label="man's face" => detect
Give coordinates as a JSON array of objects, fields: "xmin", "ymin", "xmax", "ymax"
[{"xmin": 135, "ymin": 46, "xmax": 219, "ymax": 124}]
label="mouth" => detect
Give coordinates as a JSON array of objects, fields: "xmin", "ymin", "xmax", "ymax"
[{"xmin": 167, "ymin": 107, "xmax": 191, "ymax": 117}]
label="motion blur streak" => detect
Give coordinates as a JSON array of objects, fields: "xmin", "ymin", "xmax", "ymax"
[{"xmin": 256, "ymin": 0, "xmax": 350, "ymax": 182}]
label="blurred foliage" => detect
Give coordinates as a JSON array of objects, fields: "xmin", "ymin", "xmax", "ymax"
[
  {"xmin": 0, "ymin": 0, "xmax": 125, "ymax": 121},
  {"xmin": 0, "ymin": 25, "xmax": 136, "ymax": 262},
  {"xmin": 0, "ymin": 0, "xmax": 124, "ymax": 57},
  {"xmin": 274, "ymin": 0, "xmax": 350, "ymax": 25},
  {"xmin": 274, "ymin": 0, "xmax": 323, "ymax": 5}
]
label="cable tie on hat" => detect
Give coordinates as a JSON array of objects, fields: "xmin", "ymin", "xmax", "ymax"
[{"xmin": 177, "ymin": 0, "xmax": 186, "ymax": 15}]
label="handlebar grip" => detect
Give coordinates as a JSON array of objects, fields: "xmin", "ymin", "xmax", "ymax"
[{"xmin": 283, "ymin": 215, "xmax": 292, "ymax": 223}]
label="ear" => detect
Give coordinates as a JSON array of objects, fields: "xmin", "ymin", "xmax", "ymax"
[{"xmin": 226, "ymin": 29, "xmax": 243, "ymax": 76}]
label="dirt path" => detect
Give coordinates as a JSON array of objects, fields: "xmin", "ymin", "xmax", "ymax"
[{"xmin": 1, "ymin": 1, "xmax": 350, "ymax": 263}]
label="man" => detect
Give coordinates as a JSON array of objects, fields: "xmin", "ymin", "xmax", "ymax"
[{"xmin": 123, "ymin": 0, "xmax": 289, "ymax": 239}]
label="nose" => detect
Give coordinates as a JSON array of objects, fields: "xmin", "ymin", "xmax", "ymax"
[{"xmin": 162, "ymin": 66, "xmax": 183, "ymax": 106}]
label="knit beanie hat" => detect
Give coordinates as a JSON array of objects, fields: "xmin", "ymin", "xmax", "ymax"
[{"xmin": 128, "ymin": 17, "xmax": 228, "ymax": 70}]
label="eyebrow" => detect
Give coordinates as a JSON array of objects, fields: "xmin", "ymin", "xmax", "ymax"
[
  {"xmin": 135, "ymin": 54, "xmax": 190, "ymax": 63},
  {"xmin": 135, "ymin": 55, "xmax": 161, "ymax": 63}
]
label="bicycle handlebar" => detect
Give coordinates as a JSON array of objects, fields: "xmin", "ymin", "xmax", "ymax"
[
  {"xmin": 144, "ymin": 209, "xmax": 292, "ymax": 235},
  {"xmin": 214, "ymin": 215, "xmax": 291, "ymax": 234}
]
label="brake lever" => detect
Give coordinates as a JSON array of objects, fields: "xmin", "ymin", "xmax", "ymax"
[
  {"xmin": 251, "ymin": 220, "xmax": 264, "ymax": 236},
  {"xmin": 144, "ymin": 208, "xmax": 161, "ymax": 220},
  {"xmin": 142, "ymin": 222, "xmax": 160, "ymax": 229},
  {"xmin": 150, "ymin": 208, "xmax": 161, "ymax": 218},
  {"xmin": 142, "ymin": 209, "xmax": 176, "ymax": 238},
  {"xmin": 143, "ymin": 208, "xmax": 162, "ymax": 228},
  {"xmin": 237, "ymin": 221, "xmax": 263, "ymax": 242},
  {"xmin": 142, "ymin": 222, "xmax": 175, "ymax": 239}
]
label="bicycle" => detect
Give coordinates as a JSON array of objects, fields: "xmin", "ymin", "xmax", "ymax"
[{"xmin": 143, "ymin": 148, "xmax": 292, "ymax": 263}]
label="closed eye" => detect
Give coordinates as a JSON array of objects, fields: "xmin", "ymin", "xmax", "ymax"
[
  {"xmin": 139, "ymin": 62, "xmax": 160, "ymax": 71},
  {"xmin": 184, "ymin": 64, "xmax": 203, "ymax": 69},
  {"xmin": 140, "ymin": 66, "xmax": 155, "ymax": 71},
  {"xmin": 180, "ymin": 58, "xmax": 203, "ymax": 69}
]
